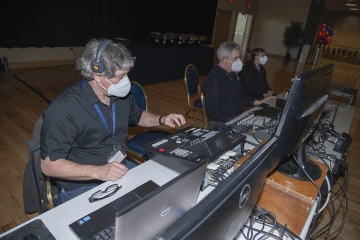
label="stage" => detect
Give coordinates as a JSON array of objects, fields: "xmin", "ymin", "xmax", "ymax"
[{"xmin": 128, "ymin": 44, "xmax": 214, "ymax": 85}]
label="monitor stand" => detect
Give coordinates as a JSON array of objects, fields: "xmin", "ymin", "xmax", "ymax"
[{"xmin": 277, "ymin": 144, "xmax": 322, "ymax": 181}]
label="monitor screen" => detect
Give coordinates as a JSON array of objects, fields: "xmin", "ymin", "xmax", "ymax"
[
  {"xmin": 157, "ymin": 137, "xmax": 276, "ymax": 240},
  {"xmin": 268, "ymin": 64, "xmax": 333, "ymax": 180}
]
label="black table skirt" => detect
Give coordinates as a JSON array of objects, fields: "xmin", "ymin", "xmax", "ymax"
[{"xmin": 128, "ymin": 44, "xmax": 214, "ymax": 86}]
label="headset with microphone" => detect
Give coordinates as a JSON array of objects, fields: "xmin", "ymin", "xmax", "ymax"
[{"xmin": 90, "ymin": 40, "xmax": 112, "ymax": 73}]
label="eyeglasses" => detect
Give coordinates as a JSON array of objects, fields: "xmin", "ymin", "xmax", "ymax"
[
  {"xmin": 88, "ymin": 184, "xmax": 122, "ymax": 203},
  {"xmin": 227, "ymin": 56, "xmax": 241, "ymax": 62}
]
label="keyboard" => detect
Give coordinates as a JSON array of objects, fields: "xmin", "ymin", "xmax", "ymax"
[
  {"xmin": 69, "ymin": 181, "xmax": 159, "ymax": 240},
  {"xmin": 252, "ymin": 107, "xmax": 283, "ymax": 120},
  {"xmin": 93, "ymin": 225, "xmax": 115, "ymax": 240}
]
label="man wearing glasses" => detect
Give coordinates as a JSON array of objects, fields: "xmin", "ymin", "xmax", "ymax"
[
  {"xmin": 241, "ymin": 48, "xmax": 274, "ymax": 100},
  {"xmin": 201, "ymin": 41, "xmax": 273, "ymax": 131},
  {"xmin": 40, "ymin": 39, "xmax": 186, "ymax": 206}
]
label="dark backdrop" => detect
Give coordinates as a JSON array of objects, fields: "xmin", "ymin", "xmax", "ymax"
[{"xmin": 0, "ymin": 0, "xmax": 218, "ymax": 48}]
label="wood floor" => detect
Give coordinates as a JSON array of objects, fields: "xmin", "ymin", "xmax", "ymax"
[{"xmin": 0, "ymin": 56, "xmax": 359, "ymax": 239}]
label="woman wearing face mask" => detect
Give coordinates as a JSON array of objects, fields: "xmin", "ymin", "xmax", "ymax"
[
  {"xmin": 201, "ymin": 42, "xmax": 273, "ymax": 131},
  {"xmin": 240, "ymin": 48, "xmax": 274, "ymax": 100}
]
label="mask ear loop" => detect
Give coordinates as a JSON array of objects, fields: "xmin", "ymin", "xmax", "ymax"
[{"xmin": 97, "ymin": 76, "xmax": 113, "ymax": 91}]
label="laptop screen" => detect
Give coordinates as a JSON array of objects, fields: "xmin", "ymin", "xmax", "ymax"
[{"xmin": 114, "ymin": 160, "xmax": 208, "ymax": 240}]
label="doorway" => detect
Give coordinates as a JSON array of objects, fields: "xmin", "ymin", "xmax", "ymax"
[
  {"xmin": 234, "ymin": 14, "xmax": 247, "ymax": 46},
  {"xmin": 233, "ymin": 13, "xmax": 252, "ymax": 62}
]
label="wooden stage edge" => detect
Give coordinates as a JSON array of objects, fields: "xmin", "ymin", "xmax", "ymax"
[{"xmin": 9, "ymin": 59, "xmax": 76, "ymax": 70}]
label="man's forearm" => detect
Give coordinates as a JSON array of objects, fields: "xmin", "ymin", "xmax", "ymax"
[
  {"xmin": 41, "ymin": 157, "xmax": 98, "ymax": 181},
  {"xmin": 137, "ymin": 111, "xmax": 161, "ymax": 127}
]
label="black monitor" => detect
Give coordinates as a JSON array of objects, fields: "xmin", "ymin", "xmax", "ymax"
[
  {"xmin": 157, "ymin": 138, "xmax": 277, "ymax": 240},
  {"xmin": 268, "ymin": 64, "xmax": 334, "ymax": 180}
]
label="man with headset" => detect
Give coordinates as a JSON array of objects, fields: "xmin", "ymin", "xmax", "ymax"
[{"xmin": 40, "ymin": 39, "xmax": 186, "ymax": 205}]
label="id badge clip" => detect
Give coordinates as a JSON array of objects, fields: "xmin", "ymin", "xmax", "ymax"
[{"xmin": 107, "ymin": 145, "xmax": 126, "ymax": 164}]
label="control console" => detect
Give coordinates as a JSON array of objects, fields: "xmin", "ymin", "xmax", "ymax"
[
  {"xmin": 229, "ymin": 113, "xmax": 279, "ymax": 143},
  {"xmin": 144, "ymin": 127, "xmax": 246, "ymax": 174}
]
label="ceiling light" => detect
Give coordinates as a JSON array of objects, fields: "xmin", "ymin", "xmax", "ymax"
[
  {"xmin": 346, "ymin": 3, "xmax": 357, "ymax": 6},
  {"xmin": 350, "ymin": 7, "xmax": 359, "ymax": 10}
]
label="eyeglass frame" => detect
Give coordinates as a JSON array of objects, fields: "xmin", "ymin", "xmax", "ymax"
[{"xmin": 88, "ymin": 184, "xmax": 122, "ymax": 203}]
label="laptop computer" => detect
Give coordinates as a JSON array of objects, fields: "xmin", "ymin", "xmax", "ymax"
[
  {"xmin": 114, "ymin": 160, "xmax": 207, "ymax": 240},
  {"xmin": 69, "ymin": 180, "xmax": 160, "ymax": 240},
  {"xmin": 70, "ymin": 160, "xmax": 207, "ymax": 240}
]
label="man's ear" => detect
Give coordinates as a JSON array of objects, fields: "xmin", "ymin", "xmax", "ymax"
[{"xmin": 93, "ymin": 74, "xmax": 102, "ymax": 83}]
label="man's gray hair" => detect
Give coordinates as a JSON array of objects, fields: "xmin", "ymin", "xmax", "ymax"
[
  {"xmin": 217, "ymin": 42, "xmax": 242, "ymax": 61},
  {"xmin": 76, "ymin": 39, "xmax": 135, "ymax": 80}
]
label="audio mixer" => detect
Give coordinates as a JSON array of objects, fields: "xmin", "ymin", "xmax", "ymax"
[
  {"xmin": 229, "ymin": 111, "xmax": 280, "ymax": 143},
  {"xmin": 144, "ymin": 127, "xmax": 246, "ymax": 174}
]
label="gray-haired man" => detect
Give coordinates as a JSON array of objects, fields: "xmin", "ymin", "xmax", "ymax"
[
  {"xmin": 201, "ymin": 41, "xmax": 273, "ymax": 131},
  {"xmin": 40, "ymin": 39, "xmax": 185, "ymax": 205}
]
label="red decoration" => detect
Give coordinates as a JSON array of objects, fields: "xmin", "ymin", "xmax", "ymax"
[
  {"xmin": 316, "ymin": 23, "xmax": 335, "ymax": 45},
  {"xmin": 247, "ymin": 3, "xmax": 251, "ymax": 8}
]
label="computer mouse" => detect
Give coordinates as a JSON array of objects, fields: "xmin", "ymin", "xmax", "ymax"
[{"xmin": 22, "ymin": 234, "xmax": 40, "ymax": 240}]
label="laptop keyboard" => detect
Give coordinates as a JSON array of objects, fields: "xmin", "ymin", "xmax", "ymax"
[
  {"xmin": 69, "ymin": 181, "xmax": 160, "ymax": 240},
  {"xmin": 93, "ymin": 224, "xmax": 115, "ymax": 240}
]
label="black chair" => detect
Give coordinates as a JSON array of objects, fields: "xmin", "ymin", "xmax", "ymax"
[
  {"xmin": 127, "ymin": 81, "xmax": 169, "ymax": 161},
  {"xmin": 23, "ymin": 115, "xmax": 57, "ymax": 214},
  {"xmin": 184, "ymin": 64, "xmax": 202, "ymax": 120}
]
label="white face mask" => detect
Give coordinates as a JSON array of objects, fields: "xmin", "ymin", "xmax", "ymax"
[
  {"xmin": 225, "ymin": 58, "xmax": 243, "ymax": 72},
  {"xmin": 99, "ymin": 76, "xmax": 131, "ymax": 97},
  {"xmin": 259, "ymin": 56, "xmax": 268, "ymax": 65}
]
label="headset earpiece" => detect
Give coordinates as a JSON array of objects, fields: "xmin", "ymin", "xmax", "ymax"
[{"xmin": 91, "ymin": 40, "xmax": 112, "ymax": 73}]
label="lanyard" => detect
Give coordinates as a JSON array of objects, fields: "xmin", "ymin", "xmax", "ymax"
[
  {"xmin": 94, "ymin": 103, "xmax": 116, "ymax": 150},
  {"xmin": 82, "ymin": 80, "xmax": 116, "ymax": 150}
]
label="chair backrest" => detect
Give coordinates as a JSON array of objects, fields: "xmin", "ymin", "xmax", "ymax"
[
  {"xmin": 23, "ymin": 115, "xmax": 55, "ymax": 214},
  {"xmin": 200, "ymin": 92, "xmax": 208, "ymax": 129},
  {"xmin": 354, "ymin": 49, "xmax": 359, "ymax": 58},
  {"xmin": 184, "ymin": 64, "xmax": 200, "ymax": 95},
  {"xmin": 130, "ymin": 81, "xmax": 148, "ymax": 111},
  {"xmin": 325, "ymin": 45, "xmax": 330, "ymax": 53}
]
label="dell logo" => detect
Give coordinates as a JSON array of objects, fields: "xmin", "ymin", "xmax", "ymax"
[
  {"xmin": 239, "ymin": 184, "xmax": 250, "ymax": 209},
  {"xmin": 161, "ymin": 204, "xmax": 172, "ymax": 217}
]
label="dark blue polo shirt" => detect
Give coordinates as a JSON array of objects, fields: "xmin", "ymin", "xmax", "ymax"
[{"xmin": 40, "ymin": 80, "xmax": 143, "ymax": 191}]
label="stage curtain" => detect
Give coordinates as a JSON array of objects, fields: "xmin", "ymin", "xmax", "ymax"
[{"xmin": 0, "ymin": 0, "xmax": 217, "ymax": 48}]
